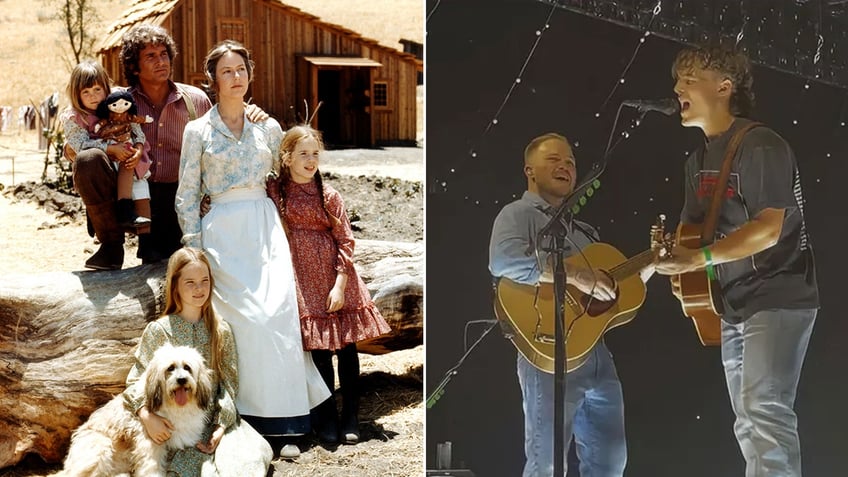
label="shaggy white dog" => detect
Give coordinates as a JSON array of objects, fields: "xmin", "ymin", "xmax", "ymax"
[{"xmin": 59, "ymin": 343, "xmax": 214, "ymax": 477}]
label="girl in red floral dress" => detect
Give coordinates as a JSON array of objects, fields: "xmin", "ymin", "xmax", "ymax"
[{"xmin": 267, "ymin": 124, "xmax": 391, "ymax": 445}]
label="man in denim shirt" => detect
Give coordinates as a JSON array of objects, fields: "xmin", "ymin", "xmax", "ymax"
[
  {"xmin": 489, "ymin": 133, "xmax": 635, "ymax": 477},
  {"xmin": 656, "ymin": 45, "xmax": 818, "ymax": 477}
]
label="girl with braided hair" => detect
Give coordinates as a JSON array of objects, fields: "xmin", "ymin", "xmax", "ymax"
[{"xmin": 267, "ymin": 124, "xmax": 391, "ymax": 445}]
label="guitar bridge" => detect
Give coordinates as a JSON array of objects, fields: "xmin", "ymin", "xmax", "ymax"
[{"xmin": 535, "ymin": 333, "xmax": 555, "ymax": 344}]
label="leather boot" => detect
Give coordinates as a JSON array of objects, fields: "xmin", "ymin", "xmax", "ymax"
[
  {"xmin": 338, "ymin": 344, "xmax": 360, "ymax": 444},
  {"xmin": 136, "ymin": 233, "xmax": 166, "ymax": 264},
  {"xmin": 84, "ymin": 201, "xmax": 124, "ymax": 271},
  {"xmin": 310, "ymin": 350, "xmax": 339, "ymax": 444},
  {"xmin": 117, "ymin": 198, "xmax": 150, "ymax": 228},
  {"xmin": 313, "ymin": 398, "xmax": 340, "ymax": 444},
  {"xmin": 85, "ymin": 210, "xmax": 95, "ymax": 238},
  {"xmin": 134, "ymin": 198, "xmax": 152, "ymax": 232}
]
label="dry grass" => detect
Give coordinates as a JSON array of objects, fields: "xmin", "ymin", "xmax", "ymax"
[
  {"xmin": 271, "ymin": 348, "xmax": 424, "ymax": 476},
  {"xmin": 0, "ymin": 0, "xmax": 132, "ymax": 111},
  {"xmin": 282, "ymin": 0, "xmax": 424, "ymax": 50}
]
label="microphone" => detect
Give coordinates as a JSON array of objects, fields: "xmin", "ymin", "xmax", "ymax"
[{"xmin": 622, "ymin": 98, "xmax": 680, "ymax": 116}]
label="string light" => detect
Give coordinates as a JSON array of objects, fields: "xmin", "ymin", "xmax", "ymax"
[
  {"xmin": 596, "ymin": 22, "xmax": 660, "ymax": 115},
  {"xmin": 823, "ymin": 92, "xmax": 848, "ymax": 162},
  {"xmin": 438, "ymin": 0, "xmax": 662, "ymax": 201},
  {"xmin": 792, "ymin": 8, "xmax": 827, "ymax": 128},
  {"xmin": 432, "ymin": 1, "xmax": 848, "ymax": 211},
  {"xmin": 480, "ymin": 17, "xmax": 555, "ymax": 137},
  {"xmin": 425, "ymin": 0, "xmax": 442, "ymax": 23},
  {"xmin": 736, "ymin": 18, "xmax": 746, "ymax": 46},
  {"xmin": 432, "ymin": 3, "xmax": 558, "ymax": 190}
]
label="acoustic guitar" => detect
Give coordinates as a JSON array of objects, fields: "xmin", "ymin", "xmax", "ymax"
[
  {"xmin": 672, "ymin": 222, "xmax": 723, "ymax": 346},
  {"xmin": 493, "ymin": 217, "xmax": 667, "ymax": 373},
  {"xmin": 669, "ymin": 123, "xmax": 763, "ymax": 346}
]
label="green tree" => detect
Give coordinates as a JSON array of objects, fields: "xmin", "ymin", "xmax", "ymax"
[{"xmin": 50, "ymin": 0, "xmax": 103, "ymax": 66}]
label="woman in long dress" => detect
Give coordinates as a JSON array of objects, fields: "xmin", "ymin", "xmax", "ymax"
[{"xmin": 175, "ymin": 40, "xmax": 329, "ymax": 459}]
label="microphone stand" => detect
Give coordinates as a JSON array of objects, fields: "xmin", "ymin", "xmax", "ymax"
[
  {"xmin": 426, "ymin": 319, "xmax": 500, "ymax": 409},
  {"xmin": 538, "ymin": 103, "xmax": 630, "ymax": 477}
]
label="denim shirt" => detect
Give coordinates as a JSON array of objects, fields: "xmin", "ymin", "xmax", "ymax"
[{"xmin": 489, "ymin": 191, "xmax": 598, "ymax": 285}]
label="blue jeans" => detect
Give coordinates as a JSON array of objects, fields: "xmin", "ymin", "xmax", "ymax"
[
  {"xmin": 516, "ymin": 341, "xmax": 626, "ymax": 477},
  {"xmin": 721, "ymin": 308, "xmax": 817, "ymax": 477}
]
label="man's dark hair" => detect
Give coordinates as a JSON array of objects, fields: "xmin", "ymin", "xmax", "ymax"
[{"xmin": 119, "ymin": 24, "xmax": 178, "ymax": 87}]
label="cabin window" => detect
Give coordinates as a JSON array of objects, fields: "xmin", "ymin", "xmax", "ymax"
[
  {"xmin": 373, "ymin": 81, "xmax": 388, "ymax": 108},
  {"xmin": 218, "ymin": 18, "xmax": 247, "ymax": 45}
]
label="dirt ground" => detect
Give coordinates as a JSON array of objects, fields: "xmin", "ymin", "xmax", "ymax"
[
  {"xmin": 0, "ymin": 130, "xmax": 423, "ymax": 274},
  {"xmin": 0, "ymin": 129, "xmax": 424, "ymax": 477}
]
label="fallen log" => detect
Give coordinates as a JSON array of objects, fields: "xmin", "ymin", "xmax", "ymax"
[
  {"xmin": 0, "ymin": 239, "xmax": 422, "ymax": 469},
  {"xmin": 355, "ymin": 240, "xmax": 424, "ymax": 354}
]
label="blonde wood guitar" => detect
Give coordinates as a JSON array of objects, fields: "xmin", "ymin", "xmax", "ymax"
[
  {"xmin": 673, "ymin": 222, "xmax": 723, "ymax": 346},
  {"xmin": 494, "ymin": 242, "xmax": 657, "ymax": 373}
]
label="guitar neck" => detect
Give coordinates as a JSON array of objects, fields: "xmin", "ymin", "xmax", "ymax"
[{"xmin": 609, "ymin": 249, "xmax": 654, "ymax": 281}]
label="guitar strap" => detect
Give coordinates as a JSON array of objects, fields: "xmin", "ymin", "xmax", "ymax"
[
  {"xmin": 572, "ymin": 220, "xmax": 599, "ymax": 243},
  {"xmin": 699, "ymin": 121, "xmax": 763, "ymax": 246}
]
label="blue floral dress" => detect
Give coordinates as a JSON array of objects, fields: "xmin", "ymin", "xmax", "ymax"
[{"xmin": 175, "ymin": 106, "xmax": 330, "ymax": 435}]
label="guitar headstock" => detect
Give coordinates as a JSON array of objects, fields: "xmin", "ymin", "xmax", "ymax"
[{"xmin": 650, "ymin": 214, "xmax": 674, "ymax": 259}]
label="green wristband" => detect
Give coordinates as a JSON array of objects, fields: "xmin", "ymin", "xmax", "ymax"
[{"xmin": 702, "ymin": 247, "xmax": 716, "ymax": 281}]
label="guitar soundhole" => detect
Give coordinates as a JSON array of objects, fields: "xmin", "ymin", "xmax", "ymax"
[{"xmin": 580, "ymin": 288, "xmax": 619, "ymax": 317}]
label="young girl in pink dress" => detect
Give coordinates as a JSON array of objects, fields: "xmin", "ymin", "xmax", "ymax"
[
  {"xmin": 267, "ymin": 125, "xmax": 391, "ymax": 445},
  {"xmin": 61, "ymin": 60, "xmax": 152, "ymax": 234}
]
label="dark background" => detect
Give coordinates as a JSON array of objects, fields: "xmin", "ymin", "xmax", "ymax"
[{"xmin": 425, "ymin": 1, "xmax": 848, "ymax": 476}]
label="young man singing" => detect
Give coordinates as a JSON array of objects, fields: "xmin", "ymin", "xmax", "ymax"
[{"xmin": 655, "ymin": 45, "xmax": 819, "ymax": 477}]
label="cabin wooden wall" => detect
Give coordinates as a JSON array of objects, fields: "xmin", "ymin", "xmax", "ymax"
[{"xmin": 100, "ymin": 0, "xmax": 419, "ymax": 146}]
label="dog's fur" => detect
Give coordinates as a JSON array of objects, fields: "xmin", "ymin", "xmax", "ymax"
[{"xmin": 59, "ymin": 344, "xmax": 214, "ymax": 477}]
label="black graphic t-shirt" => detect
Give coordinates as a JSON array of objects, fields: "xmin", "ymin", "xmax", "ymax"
[{"xmin": 680, "ymin": 118, "xmax": 819, "ymax": 320}]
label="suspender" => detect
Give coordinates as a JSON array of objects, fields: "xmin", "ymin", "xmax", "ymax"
[{"xmin": 175, "ymin": 83, "xmax": 197, "ymax": 121}]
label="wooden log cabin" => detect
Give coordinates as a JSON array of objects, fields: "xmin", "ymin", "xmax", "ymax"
[{"xmin": 97, "ymin": 0, "xmax": 422, "ymax": 147}]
